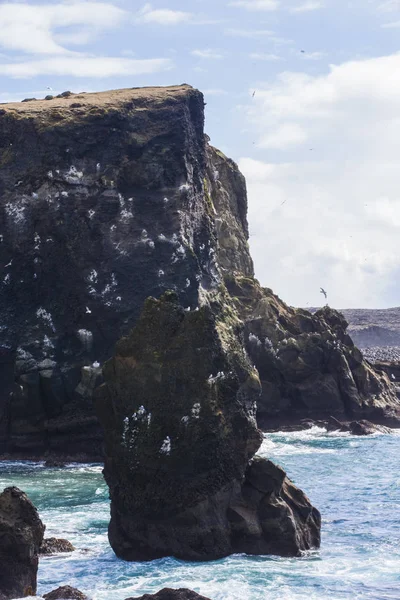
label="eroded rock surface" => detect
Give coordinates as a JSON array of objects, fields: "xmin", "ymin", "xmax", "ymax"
[
  {"xmin": 40, "ymin": 537, "xmax": 75, "ymax": 555},
  {"xmin": 0, "ymin": 486, "xmax": 45, "ymax": 599},
  {"xmin": 128, "ymin": 590, "xmax": 212, "ymax": 600},
  {"xmin": 96, "ymin": 292, "xmax": 320, "ymax": 561},
  {"xmin": 224, "ymin": 277, "xmax": 400, "ymax": 429},
  {"xmin": 43, "ymin": 586, "xmax": 88, "ymax": 600},
  {"xmin": 348, "ymin": 420, "xmax": 391, "ymax": 436}
]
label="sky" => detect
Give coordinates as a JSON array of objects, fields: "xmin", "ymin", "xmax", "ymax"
[{"xmin": 1, "ymin": 1, "xmax": 400, "ymax": 309}]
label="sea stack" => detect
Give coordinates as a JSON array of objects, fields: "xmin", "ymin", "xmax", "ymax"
[{"xmin": 95, "ymin": 292, "xmax": 321, "ymax": 561}]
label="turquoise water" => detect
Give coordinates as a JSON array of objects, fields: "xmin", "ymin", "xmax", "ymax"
[{"xmin": 1, "ymin": 427, "xmax": 399, "ymax": 600}]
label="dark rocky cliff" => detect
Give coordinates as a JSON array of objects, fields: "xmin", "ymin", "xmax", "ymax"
[
  {"xmin": 0, "ymin": 86, "xmax": 214, "ymax": 457},
  {"xmin": 0, "ymin": 85, "xmax": 398, "ymax": 459}
]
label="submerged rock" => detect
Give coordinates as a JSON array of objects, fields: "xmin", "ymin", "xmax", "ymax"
[
  {"xmin": 0, "ymin": 486, "xmax": 45, "ymax": 599},
  {"xmin": 128, "ymin": 590, "xmax": 211, "ymax": 600},
  {"xmin": 43, "ymin": 586, "xmax": 88, "ymax": 600},
  {"xmin": 95, "ymin": 292, "xmax": 320, "ymax": 561},
  {"xmin": 44, "ymin": 459, "xmax": 66, "ymax": 468},
  {"xmin": 40, "ymin": 537, "xmax": 75, "ymax": 554},
  {"xmin": 349, "ymin": 420, "xmax": 391, "ymax": 436}
]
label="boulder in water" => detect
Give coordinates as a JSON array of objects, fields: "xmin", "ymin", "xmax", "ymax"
[
  {"xmin": 43, "ymin": 586, "xmax": 88, "ymax": 600},
  {"xmin": 40, "ymin": 537, "xmax": 75, "ymax": 554},
  {"xmin": 349, "ymin": 420, "xmax": 391, "ymax": 436},
  {"xmin": 0, "ymin": 486, "xmax": 45, "ymax": 599},
  {"xmin": 128, "ymin": 590, "xmax": 211, "ymax": 600},
  {"xmin": 44, "ymin": 460, "xmax": 66, "ymax": 468}
]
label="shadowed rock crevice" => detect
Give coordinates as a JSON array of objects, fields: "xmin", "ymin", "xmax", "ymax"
[{"xmin": 95, "ymin": 292, "xmax": 320, "ymax": 561}]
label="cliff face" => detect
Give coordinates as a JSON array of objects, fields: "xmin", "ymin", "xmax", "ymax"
[
  {"xmin": 0, "ymin": 86, "xmax": 216, "ymax": 457},
  {"xmin": 0, "ymin": 85, "xmax": 398, "ymax": 459}
]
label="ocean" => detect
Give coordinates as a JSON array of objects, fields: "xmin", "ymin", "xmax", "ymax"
[{"xmin": 1, "ymin": 427, "xmax": 399, "ymax": 600}]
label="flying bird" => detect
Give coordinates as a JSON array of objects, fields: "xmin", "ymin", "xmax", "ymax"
[
  {"xmin": 46, "ymin": 86, "xmax": 53, "ymax": 91},
  {"xmin": 300, "ymin": 50, "xmax": 305, "ymax": 53},
  {"xmin": 320, "ymin": 287, "xmax": 327, "ymax": 299},
  {"xmin": 252, "ymin": 90, "xmax": 256, "ymax": 98}
]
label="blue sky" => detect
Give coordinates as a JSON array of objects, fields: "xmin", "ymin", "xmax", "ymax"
[{"xmin": 1, "ymin": 0, "xmax": 400, "ymax": 308}]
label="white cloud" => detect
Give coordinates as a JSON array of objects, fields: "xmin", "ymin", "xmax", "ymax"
[
  {"xmin": 257, "ymin": 123, "xmax": 307, "ymax": 148},
  {"xmin": 382, "ymin": 20, "xmax": 400, "ymax": 27},
  {"xmin": 0, "ymin": 56, "xmax": 173, "ymax": 78},
  {"xmin": 0, "ymin": 2, "xmax": 125, "ymax": 55},
  {"xmin": 225, "ymin": 28, "xmax": 274, "ymax": 37},
  {"xmin": 269, "ymin": 36, "xmax": 294, "ymax": 46},
  {"xmin": 241, "ymin": 53, "xmax": 400, "ymax": 308},
  {"xmin": 299, "ymin": 51, "xmax": 326, "ymax": 60},
  {"xmin": 191, "ymin": 49, "xmax": 224, "ymax": 60},
  {"xmin": 228, "ymin": 0, "xmax": 279, "ymax": 11},
  {"xmin": 290, "ymin": 1, "xmax": 324, "ymax": 12},
  {"xmin": 135, "ymin": 3, "xmax": 192, "ymax": 25},
  {"xmin": 250, "ymin": 52, "xmax": 282, "ymax": 61},
  {"xmin": 365, "ymin": 197, "xmax": 400, "ymax": 228},
  {"xmin": 377, "ymin": 0, "xmax": 400, "ymax": 11}
]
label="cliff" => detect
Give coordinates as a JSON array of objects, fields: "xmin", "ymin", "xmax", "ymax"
[
  {"xmin": 0, "ymin": 86, "xmax": 208, "ymax": 457},
  {"xmin": 0, "ymin": 85, "xmax": 398, "ymax": 460}
]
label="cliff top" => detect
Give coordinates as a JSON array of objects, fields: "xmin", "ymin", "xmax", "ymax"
[{"xmin": 0, "ymin": 84, "xmax": 196, "ymax": 116}]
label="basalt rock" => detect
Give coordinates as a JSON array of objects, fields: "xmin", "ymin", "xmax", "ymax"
[
  {"xmin": 128, "ymin": 590, "xmax": 212, "ymax": 600},
  {"xmin": 0, "ymin": 486, "xmax": 45, "ymax": 599},
  {"xmin": 43, "ymin": 586, "xmax": 88, "ymax": 600},
  {"xmin": 95, "ymin": 292, "xmax": 320, "ymax": 561},
  {"xmin": 224, "ymin": 276, "xmax": 400, "ymax": 430},
  {"xmin": 44, "ymin": 459, "xmax": 66, "ymax": 468},
  {"xmin": 349, "ymin": 420, "xmax": 391, "ymax": 436},
  {"xmin": 40, "ymin": 537, "xmax": 75, "ymax": 554}
]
